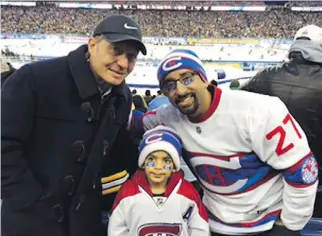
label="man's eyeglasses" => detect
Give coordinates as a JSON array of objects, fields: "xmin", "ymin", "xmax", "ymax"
[{"xmin": 161, "ymin": 72, "xmax": 197, "ymax": 94}]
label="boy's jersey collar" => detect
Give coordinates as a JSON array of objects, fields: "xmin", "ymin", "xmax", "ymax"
[{"xmin": 133, "ymin": 169, "xmax": 183, "ymax": 197}]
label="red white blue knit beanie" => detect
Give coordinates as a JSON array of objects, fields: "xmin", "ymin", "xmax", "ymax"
[
  {"xmin": 157, "ymin": 49, "xmax": 208, "ymax": 85},
  {"xmin": 138, "ymin": 125, "xmax": 182, "ymax": 171}
]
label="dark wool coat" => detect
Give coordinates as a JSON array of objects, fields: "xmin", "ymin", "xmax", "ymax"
[{"xmin": 1, "ymin": 45, "xmax": 138, "ymax": 236}]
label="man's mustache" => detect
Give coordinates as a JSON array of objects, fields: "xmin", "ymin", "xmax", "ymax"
[{"xmin": 175, "ymin": 93, "xmax": 195, "ymax": 103}]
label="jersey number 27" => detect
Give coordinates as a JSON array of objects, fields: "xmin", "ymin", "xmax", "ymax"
[{"xmin": 265, "ymin": 113, "xmax": 302, "ymax": 156}]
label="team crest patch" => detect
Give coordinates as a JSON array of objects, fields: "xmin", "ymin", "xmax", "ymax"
[
  {"xmin": 302, "ymin": 156, "xmax": 318, "ymax": 184},
  {"xmin": 138, "ymin": 223, "xmax": 182, "ymax": 236}
]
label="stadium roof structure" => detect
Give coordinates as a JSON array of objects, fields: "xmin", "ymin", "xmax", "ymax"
[
  {"xmin": 2, "ymin": 0, "xmax": 274, "ymax": 2},
  {"xmin": 3, "ymin": 0, "xmax": 317, "ymax": 8},
  {"xmin": 2, "ymin": 0, "xmax": 304, "ymax": 3}
]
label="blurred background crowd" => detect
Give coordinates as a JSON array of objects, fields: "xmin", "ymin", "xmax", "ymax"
[{"xmin": 1, "ymin": 2, "xmax": 322, "ymax": 39}]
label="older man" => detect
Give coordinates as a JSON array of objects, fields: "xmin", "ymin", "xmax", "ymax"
[{"xmin": 1, "ymin": 15, "xmax": 146, "ymax": 236}]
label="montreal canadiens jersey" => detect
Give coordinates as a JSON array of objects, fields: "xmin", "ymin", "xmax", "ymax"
[
  {"xmin": 139, "ymin": 86, "xmax": 318, "ymax": 235},
  {"xmin": 108, "ymin": 169, "xmax": 210, "ymax": 236}
]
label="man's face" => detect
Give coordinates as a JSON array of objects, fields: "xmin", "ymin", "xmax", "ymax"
[
  {"xmin": 88, "ymin": 37, "xmax": 139, "ymax": 86},
  {"xmin": 162, "ymin": 69, "xmax": 209, "ymax": 116},
  {"xmin": 144, "ymin": 151, "xmax": 174, "ymax": 186}
]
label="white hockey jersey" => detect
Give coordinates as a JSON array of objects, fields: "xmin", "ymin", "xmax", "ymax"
[
  {"xmin": 108, "ymin": 169, "xmax": 210, "ymax": 236},
  {"xmin": 139, "ymin": 86, "xmax": 318, "ymax": 235}
]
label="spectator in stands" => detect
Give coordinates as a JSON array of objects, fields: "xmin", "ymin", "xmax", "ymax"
[
  {"xmin": 132, "ymin": 89, "xmax": 137, "ymax": 95},
  {"xmin": 241, "ymin": 24, "xmax": 322, "ymax": 217},
  {"xmin": 133, "ymin": 94, "xmax": 148, "ymax": 113},
  {"xmin": 1, "ymin": 61, "xmax": 16, "ymax": 86},
  {"xmin": 229, "ymin": 79, "xmax": 240, "ymax": 90},
  {"xmin": 1, "ymin": 15, "xmax": 146, "ymax": 236},
  {"xmin": 144, "ymin": 89, "xmax": 153, "ymax": 105}
]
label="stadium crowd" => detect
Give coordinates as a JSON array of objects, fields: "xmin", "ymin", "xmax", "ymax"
[
  {"xmin": 72, "ymin": 1, "xmax": 322, "ymax": 7},
  {"xmin": 109, "ymin": 1, "xmax": 266, "ymax": 6},
  {"xmin": 1, "ymin": 6, "xmax": 322, "ymax": 38}
]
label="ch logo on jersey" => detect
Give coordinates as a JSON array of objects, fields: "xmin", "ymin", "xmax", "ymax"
[
  {"xmin": 138, "ymin": 223, "xmax": 182, "ymax": 236},
  {"xmin": 302, "ymin": 156, "xmax": 318, "ymax": 184},
  {"xmin": 162, "ymin": 56, "xmax": 183, "ymax": 72},
  {"xmin": 188, "ymin": 154, "xmax": 248, "ymax": 194}
]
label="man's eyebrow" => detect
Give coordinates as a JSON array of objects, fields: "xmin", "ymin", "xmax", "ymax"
[
  {"xmin": 166, "ymin": 72, "xmax": 193, "ymax": 81},
  {"xmin": 179, "ymin": 71, "xmax": 194, "ymax": 77}
]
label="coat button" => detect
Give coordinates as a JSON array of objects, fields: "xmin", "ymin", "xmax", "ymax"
[
  {"xmin": 72, "ymin": 141, "xmax": 86, "ymax": 162},
  {"xmin": 75, "ymin": 194, "xmax": 86, "ymax": 212},
  {"xmin": 81, "ymin": 102, "xmax": 95, "ymax": 123},
  {"xmin": 52, "ymin": 204, "xmax": 64, "ymax": 223},
  {"xmin": 63, "ymin": 175, "xmax": 76, "ymax": 196},
  {"xmin": 102, "ymin": 140, "xmax": 109, "ymax": 156}
]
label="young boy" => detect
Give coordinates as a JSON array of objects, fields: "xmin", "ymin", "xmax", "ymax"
[{"xmin": 108, "ymin": 125, "xmax": 210, "ymax": 236}]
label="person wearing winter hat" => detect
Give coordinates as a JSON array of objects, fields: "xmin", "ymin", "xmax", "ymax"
[
  {"xmin": 108, "ymin": 125, "xmax": 210, "ymax": 236},
  {"xmin": 241, "ymin": 24, "xmax": 322, "ymax": 218},
  {"xmin": 157, "ymin": 49, "xmax": 210, "ymax": 116},
  {"xmin": 129, "ymin": 48, "xmax": 318, "ymax": 235}
]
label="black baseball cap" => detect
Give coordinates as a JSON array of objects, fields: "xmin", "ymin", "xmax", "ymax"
[{"xmin": 93, "ymin": 15, "xmax": 147, "ymax": 55}]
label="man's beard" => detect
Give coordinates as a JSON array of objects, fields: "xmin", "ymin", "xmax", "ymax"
[{"xmin": 176, "ymin": 93, "xmax": 200, "ymax": 116}]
